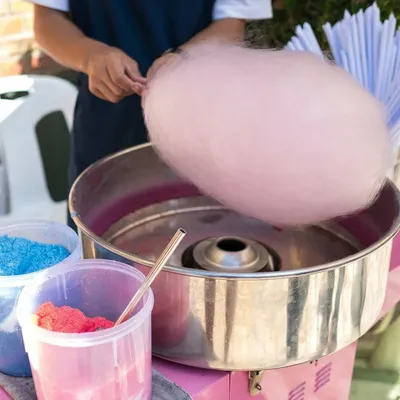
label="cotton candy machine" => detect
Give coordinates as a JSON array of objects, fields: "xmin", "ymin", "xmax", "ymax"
[{"xmin": 69, "ymin": 143, "xmax": 400, "ymax": 374}]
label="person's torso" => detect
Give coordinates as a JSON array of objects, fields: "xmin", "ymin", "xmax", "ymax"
[
  {"xmin": 69, "ymin": 0, "xmax": 215, "ymax": 74},
  {"xmin": 69, "ymin": 0, "xmax": 215, "ymax": 172}
]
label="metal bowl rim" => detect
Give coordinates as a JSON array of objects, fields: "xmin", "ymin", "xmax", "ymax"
[{"xmin": 69, "ymin": 143, "xmax": 400, "ymax": 280}]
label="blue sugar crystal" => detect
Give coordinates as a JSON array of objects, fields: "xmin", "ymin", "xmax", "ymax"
[
  {"xmin": 0, "ymin": 235, "xmax": 71, "ymax": 376},
  {"xmin": 0, "ymin": 235, "xmax": 70, "ymax": 276}
]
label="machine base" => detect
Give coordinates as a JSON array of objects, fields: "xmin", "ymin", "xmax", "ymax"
[
  {"xmin": 152, "ymin": 246, "xmax": 400, "ymax": 400},
  {"xmin": 155, "ymin": 343, "xmax": 357, "ymax": 399}
]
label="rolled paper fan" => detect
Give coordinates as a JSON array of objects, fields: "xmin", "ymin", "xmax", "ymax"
[
  {"xmin": 286, "ymin": 2, "xmax": 400, "ymax": 144},
  {"xmin": 143, "ymin": 43, "xmax": 391, "ymax": 226}
]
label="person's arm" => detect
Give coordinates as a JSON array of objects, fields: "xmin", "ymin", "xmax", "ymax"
[
  {"xmin": 181, "ymin": 18, "xmax": 246, "ymax": 48},
  {"xmin": 33, "ymin": 5, "xmax": 105, "ymax": 74},
  {"xmin": 30, "ymin": 1, "xmax": 146, "ymax": 102},
  {"xmin": 186, "ymin": 0, "xmax": 273, "ymax": 46},
  {"xmin": 147, "ymin": 0, "xmax": 273, "ymax": 78},
  {"xmin": 183, "ymin": 0, "xmax": 273, "ymax": 45}
]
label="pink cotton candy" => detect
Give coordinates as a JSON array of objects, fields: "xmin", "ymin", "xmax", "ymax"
[{"xmin": 143, "ymin": 43, "xmax": 392, "ymax": 226}]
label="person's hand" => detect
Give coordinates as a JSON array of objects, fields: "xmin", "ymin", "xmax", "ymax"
[
  {"xmin": 147, "ymin": 52, "xmax": 177, "ymax": 80},
  {"xmin": 86, "ymin": 45, "xmax": 147, "ymax": 103}
]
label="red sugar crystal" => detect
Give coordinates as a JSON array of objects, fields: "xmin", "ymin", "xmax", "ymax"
[{"xmin": 34, "ymin": 302, "xmax": 114, "ymax": 333}]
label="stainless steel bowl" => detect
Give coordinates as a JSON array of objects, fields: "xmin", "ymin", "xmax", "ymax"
[{"xmin": 69, "ymin": 143, "xmax": 400, "ymax": 371}]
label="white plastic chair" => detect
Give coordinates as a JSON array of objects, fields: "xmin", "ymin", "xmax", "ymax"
[{"xmin": 0, "ymin": 75, "xmax": 78, "ymax": 224}]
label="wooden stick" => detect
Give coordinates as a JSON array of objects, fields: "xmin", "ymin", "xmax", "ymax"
[{"xmin": 114, "ymin": 228, "xmax": 187, "ymax": 326}]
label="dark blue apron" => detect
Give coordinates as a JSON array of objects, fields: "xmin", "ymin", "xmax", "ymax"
[{"xmin": 68, "ymin": 0, "xmax": 215, "ymax": 228}]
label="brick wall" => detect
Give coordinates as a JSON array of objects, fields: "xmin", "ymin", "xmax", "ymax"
[{"xmin": 0, "ymin": 0, "xmax": 64, "ymax": 77}]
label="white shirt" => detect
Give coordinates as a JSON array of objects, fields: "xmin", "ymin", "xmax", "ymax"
[{"xmin": 27, "ymin": 0, "xmax": 272, "ymax": 20}]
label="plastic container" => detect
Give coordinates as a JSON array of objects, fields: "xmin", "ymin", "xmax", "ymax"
[
  {"xmin": 0, "ymin": 220, "xmax": 81, "ymax": 377},
  {"xmin": 17, "ymin": 260, "xmax": 154, "ymax": 400}
]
